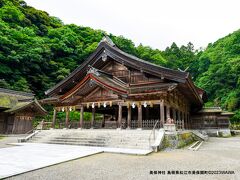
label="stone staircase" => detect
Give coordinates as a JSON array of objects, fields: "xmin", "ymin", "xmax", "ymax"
[{"xmin": 28, "ymin": 129, "xmax": 152, "ymax": 150}]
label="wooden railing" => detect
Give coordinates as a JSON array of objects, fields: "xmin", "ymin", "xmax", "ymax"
[
  {"xmin": 41, "ymin": 119, "xmax": 161, "ymax": 130},
  {"xmin": 130, "ymin": 119, "xmax": 160, "ymax": 129}
]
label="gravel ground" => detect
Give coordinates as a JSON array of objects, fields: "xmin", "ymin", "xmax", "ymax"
[{"xmin": 7, "ymin": 137, "xmax": 240, "ymax": 180}]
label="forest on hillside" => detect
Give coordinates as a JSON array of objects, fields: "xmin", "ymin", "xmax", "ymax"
[{"xmin": 0, "ymin": 0, "xmax": 240, "ymax": 122}]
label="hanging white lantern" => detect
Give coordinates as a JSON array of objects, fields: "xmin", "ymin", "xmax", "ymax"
[
  {"xmin": 143, "ymin": 101, "xmax": 147, "ymax": 108},
  {"xmin": 92, "ymin": 102, "xmax": 95, "ymax": 108},
  {"xmin": 132, "ymin": 102, "xmax": 136, "ymax": 109},
  {"xmin": 103, "ymin": 102, "xmax": 107, "ymax": 108},
  {"xmin": 62, "ymin": 107, "xmax": 65, "ymax": 112},
  {"xmin": 69, "ymin": 107, "xmax": 72, "ymax": 111}
]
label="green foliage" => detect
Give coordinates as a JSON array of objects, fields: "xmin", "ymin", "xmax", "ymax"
[
  {"xmin": 195, "ymin": 30, "xmax": 240, "ymax": 113},
  {"xmin": 0, "ymin": 0, "xmax": 168, "ymax": 98},
  {"xmin": 230, "ymin": 110, "xmax": 240, "ymax": 125},
  {"xmin": 0, "ymin": 79, "xmax": 11, "ymax": 89},
  {"xmin": 0, "ymin": 0, "xmax": 240, "ymax": 124},
  {"xmin": 12, "ymin": 77, "xmax": 31, "ymax": 92},
  {"xmin": 0, "ymin": 1, "xmax": 25, "ymax": 23}
]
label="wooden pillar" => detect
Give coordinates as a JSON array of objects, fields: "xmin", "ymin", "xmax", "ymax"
[
  {"xmin": 178, "ymin": 110, "xmax": 181, "ymax": 130},
  {"xmin": 188, "ymin": 113, "xmax": 192, "ymax": 129},
  {"xmin": 179, "ymin": 111, "xmax": 182, "ymax": 129},
  {"xmin": 12, "ymin": 118, "xmax": 17, "ymax": 134},
  {"xmin": 91, "ymin": 107, "xmax": 95, "ymax": 128},
  {"xmin": 182, "ymin": 112, "xmax": 185, "ymax": 130},
  {"xmin": 138, "ymin": 104, "xmax": 142, "ymax": 129},
  {"xmin": 79, "ymin": 105, "xmax": 84, "ymax": 128},
  {"xmin": 118, "ymin": 104, "xmax": 122, "ymax": 128},
  {"xmin": 103, "ymin": 114, "xmax": 105, "ymax": 128},
  {"xmin": 160, "ymin": 100, "xmax": 165, "ymax": 128},
  {"xmin": 65, "ymin": 110, "xmax": 69, "ymax": 128},
  {"xmin": 52, "ymin": 108, "xmax": 57, "ymax": 128},
  {"xmin": 166, "ymin": 106, "xmax": 170, "ymax": 119},
  {"xmin": 146, "ymin": 107, "xmax": 149, "ymax": 120},
  {"xmin": 173, "ymin": 108, "xmax": 176, "ymax": 124},
  {"xmin": 115, "ymin": 108, "xmax": 118, "ymax": 121},
  {"xmin": 127, "ymin": 106, "xmax": 131, "ymax": 129},
  {"xmin": 185, "ymin": 113, "xmax": 188, "ymax": 129}
]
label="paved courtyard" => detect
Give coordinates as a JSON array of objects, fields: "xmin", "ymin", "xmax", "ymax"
[
  {"xmin": 0, "ymin": 140, "xmax": 151, "ymax": 178},
  {"xmin": 0, "ymin": 143, "xmax": 103, "ymax": 179},
  {"xmin": 3, "ymin": 136, "xmax": 240, "ymax": 180}
]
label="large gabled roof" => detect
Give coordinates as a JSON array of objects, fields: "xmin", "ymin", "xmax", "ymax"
[
  {"xmin": 45, "ymin": 36, "xmax": 189, "ymax": 96},
  {"xmin": 45, "ymin": 36, "xmax": 204, "ymax": 107}
]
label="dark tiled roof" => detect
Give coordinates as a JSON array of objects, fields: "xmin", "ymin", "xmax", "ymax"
[
  {"xmin": 0, "ymin": 88, "xmax": 46, "ymax": 115},
  {"xmin": 45, "ymin": 36, "xmax": 189, "ymax": 96}
]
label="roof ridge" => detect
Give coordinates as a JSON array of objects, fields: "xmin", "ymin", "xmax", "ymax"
[
  {"xmin": 109, "ymin": 43, "xmax": 188, "ymax": 76},
  {"xmin": 99, "ymin": 36, "xmax": 115, "ymax": 47}
]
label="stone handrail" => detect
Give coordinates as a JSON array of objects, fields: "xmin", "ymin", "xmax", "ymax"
[
  {"xmin": 18, "ymin": 130, "xmax": 40, "ymax": 143},
  {"xmin": 151, "ymin": 129, "xmax": 165, "ymax": 152},
  {"xmin": 148, "ymin": 120, "xmax": 160, "ymax": 148}
]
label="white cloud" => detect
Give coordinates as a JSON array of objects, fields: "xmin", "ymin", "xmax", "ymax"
[{"xmin": 25, "ymin": 0, "xmax": 240, "ymax": 50}]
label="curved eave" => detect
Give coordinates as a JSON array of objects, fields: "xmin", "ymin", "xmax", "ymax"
[
  {"xmin": 60, "ymin": 73, "xmax": 128, "ymax": 101},
  {"xmin": 5, "ymin": 100, "xmax": 47, "ymax": 115},
  {"xmin": 91, "ymin": 75, "xmax": 127, "ymax": 95},
  {"xmin": 45, "ymin": 44, "xmax": 106, "ymax": 96}
]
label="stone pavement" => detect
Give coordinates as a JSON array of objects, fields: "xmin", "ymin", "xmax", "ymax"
[
  {"xmin": 0, "ymin": 143, "xmax": 152, "ymax": 179},
  {"xmin": 0, "ymin": 143, "xmax": 102, "ymax": 179}
]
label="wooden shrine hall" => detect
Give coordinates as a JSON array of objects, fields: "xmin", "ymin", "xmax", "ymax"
[
  {"xmin": 42, "ymin": 37, "xmax": 232, "ymax": 130},
  {"xmin": 0, "ymin": 88, "xmax": 47, "ymax": 134}
]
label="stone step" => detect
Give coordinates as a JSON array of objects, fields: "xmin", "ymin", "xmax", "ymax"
[
  {"xmin": 54, "ymin": 137, "xmax": 107, "ymax": 141},
  {"xmin": 28, "ymin": 129, "xmax": 153, "ymax": 150},
  {"xmin": 44, "ymin": 141, "xmax": 149, "ymax": 149},
  {"xmin": 45, "ymin": 142, "xmax": 107, "ymax": 147},
  {"xmin": 46, "ymin": 139, "xmax": 149, "ymax": 146},
  {"xmin": 46, "ymin": 139, "xmax": 148, "ymax": 145}
]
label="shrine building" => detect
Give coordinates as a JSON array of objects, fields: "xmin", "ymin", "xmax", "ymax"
[{"xmin": 42, "ymin": 37, "xmax": 233, "ymax": 131}]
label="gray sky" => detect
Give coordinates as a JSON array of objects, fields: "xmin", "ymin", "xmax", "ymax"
[{"xmin": 25, "ymin": 0, "xmax": 240, "ymax": 50}]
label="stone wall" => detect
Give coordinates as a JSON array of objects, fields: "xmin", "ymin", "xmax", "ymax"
[{"xmin": 160, "ymin": 131, "xmax": 200, "ymax": 150}]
